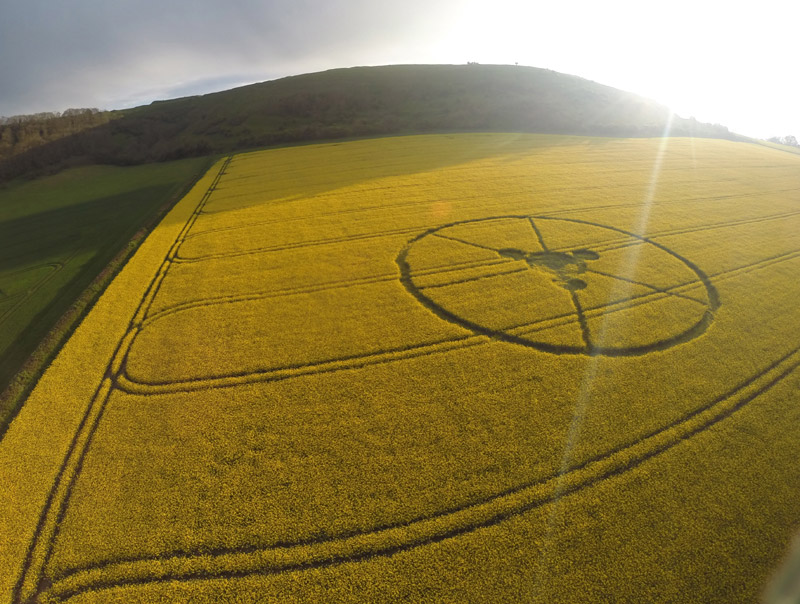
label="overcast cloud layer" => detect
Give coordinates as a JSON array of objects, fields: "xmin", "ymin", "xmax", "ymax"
[{"xmin": 1, "ymin": 0, "xmax": 796, "ymax": 139}]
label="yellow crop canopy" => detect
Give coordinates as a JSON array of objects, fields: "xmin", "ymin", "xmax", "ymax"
[{"xmin": 2, "ymin": 133, "xmax": 799, "ymax": 603}]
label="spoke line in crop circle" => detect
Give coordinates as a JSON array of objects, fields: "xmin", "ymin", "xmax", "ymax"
[
  {"xmin": 432, "ymin": 232, "xmax": 500, "ymax": 253},
  {"xmin": 528, "ymin": 216, "xmax": 549, "ymax": 251},
  {"xmin": 585, "ymin": 268, "xmax": 708, "ymax": 306},
  {"xmin": 397, "ymin": 215, "xmax": 720, "ymax": 357},
  {"xmin": 570, "ymin": 290, "xmax": 593, "ymax": 349}
]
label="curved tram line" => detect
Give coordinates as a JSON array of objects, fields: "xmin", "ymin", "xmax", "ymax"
[
  {"xmin": 118, "ymin": 246, "xmax": 795, "ymax": 394},
  {"xmin": 12, "ymin": 162, "xmax": 800, "ymax": 602},
  {"xmin": 121, "ymin": 220, "xmax": 800, "ymax": 394},
  {"xmin": 44, "ymin": 346, "xmax": 800, "ymax": 602},
  {"xmin": 0, "ymin": 254, "xmax": 80, "ymax": 327}
]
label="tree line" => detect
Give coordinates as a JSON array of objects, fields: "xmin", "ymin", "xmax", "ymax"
[
  {"xmin": 0, "ymin": 65, "xmax": 746, "ymax": 183},
  {"xmin": 767, "ymin": 135, "xmax": 799, "ymax": 147},
  {"xmin": 0, "ymin": 109, "xmax": 111, "ymax": 165},
  {"xmin": 0, "ymin": 108, "xmax": 103, "ymax": 125}
]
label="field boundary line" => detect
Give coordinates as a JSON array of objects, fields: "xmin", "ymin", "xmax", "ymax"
[{"xmin": 7, "ymin": 157, "xmax": 232, "ymax": 604}]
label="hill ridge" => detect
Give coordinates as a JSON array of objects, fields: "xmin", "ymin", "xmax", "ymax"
[{"xmin": 0, "ymin": 64, "xmax": 736, "ymax": 182}]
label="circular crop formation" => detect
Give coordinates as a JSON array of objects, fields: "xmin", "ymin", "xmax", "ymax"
[{"xmin": 398, "ymin": 215, "xmax": 719, "ymax": 356}]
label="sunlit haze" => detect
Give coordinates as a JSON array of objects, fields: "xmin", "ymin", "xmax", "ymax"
[
  {"xmin": 441, "ymin": 0, "xmax": 797, "ymax": 139},
  {"xmin": 0, "ymin": 0, "xmax": 795, "ymax": 139}
]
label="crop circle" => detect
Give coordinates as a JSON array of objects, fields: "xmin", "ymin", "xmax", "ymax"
[{"xmin": 398, "ymin": 215, "xmax": 719, "ymax": 356}]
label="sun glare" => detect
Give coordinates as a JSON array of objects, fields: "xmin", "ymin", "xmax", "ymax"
[{"xmin": 436, "ymin": 0, "xmax": 797, "ymax": 138}]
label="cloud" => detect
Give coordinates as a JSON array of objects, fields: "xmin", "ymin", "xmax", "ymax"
[
  {"xmin": 0, "ymin": 0, "xmax": 795, "ymax": 137},
  {"xmin": 0, "ymin": 0, "xmax": 458, "ymax": 115}
]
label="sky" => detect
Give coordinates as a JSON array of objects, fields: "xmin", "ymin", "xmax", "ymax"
[{"xmin": 0, "ymin": 0, "xmax": 796, "ymax": 139}]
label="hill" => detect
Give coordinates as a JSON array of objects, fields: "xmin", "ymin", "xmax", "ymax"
[{"xmin": 0, "ymin": 64, "xmax": 735, "ymax": 181}]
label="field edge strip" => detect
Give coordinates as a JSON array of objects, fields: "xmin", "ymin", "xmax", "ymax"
[{"xmin": 9, "ymin": 157, "xmax": 233, "ymax": 604}]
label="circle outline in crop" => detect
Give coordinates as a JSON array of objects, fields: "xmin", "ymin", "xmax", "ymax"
[{"xmin": 397, "ymin": 215, "xmax": 719, "ymax": 356}]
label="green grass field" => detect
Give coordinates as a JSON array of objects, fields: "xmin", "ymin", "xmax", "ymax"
[
  {"xmin": 1, "ymin": 134, "xmax": 799, "ymax": 603},
  {"xmin": 0, "ymin": 157, "xmax": 211, "ymax": 432}
]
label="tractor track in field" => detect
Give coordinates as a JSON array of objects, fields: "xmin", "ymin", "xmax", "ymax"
[
  {"xmin": 175, "ymin": 203, "xmax": 800, "ymax": 264},
  {"xmin": 118, "ymin": 221, "xmax": 800, "ymax": 395},
  {"xmin": 11, "ymin": 158, "xmax": 234, "ymax": 604},
  {"xmin": 13, "ymin": 154, "xmax": 800, "ymax": 603},
  {"xmin": 43, "ymin": 342, "xmax": 800, "ymax": 603},
  {"xmin": 193, "ymin": 171, "xmax": 799, "ymax": 229},
  {"xmin": 182, "ymin": 185, "xmax": 800, "ymax": 252},
  {"xmin": 0, "ymin": 253, "xmax": 80, "ymax": 328}
]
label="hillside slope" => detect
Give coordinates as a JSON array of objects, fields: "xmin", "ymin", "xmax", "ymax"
[{"xmin": 0, "ymin": 64, "xmax": 734, "ymax": 181}]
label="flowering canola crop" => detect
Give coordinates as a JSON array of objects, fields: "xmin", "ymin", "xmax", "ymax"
[{"xmin": 2, "ymin": 134, "xmax": 799, "ymax": 603}]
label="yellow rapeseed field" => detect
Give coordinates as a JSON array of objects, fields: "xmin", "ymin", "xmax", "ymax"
[{"xmin": 1, "ymin": 134, "xmax": 799, "ymax": 603}]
